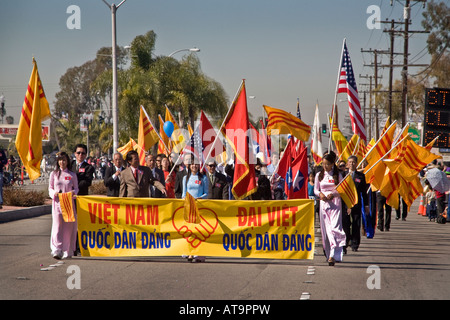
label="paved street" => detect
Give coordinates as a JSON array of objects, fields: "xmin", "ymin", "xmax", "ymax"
[{"xmin": 1, "ymin": 199, "xmax": 449, "ymax": 306}]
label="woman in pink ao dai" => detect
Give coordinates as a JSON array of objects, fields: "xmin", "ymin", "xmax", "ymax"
[
  {"xmin": 49, "ymin": 152, "xmax": 79, "ymax": 259},
  {"xmin": 314, "ymin": 151, "xmax": 346, "ymax": 266}
]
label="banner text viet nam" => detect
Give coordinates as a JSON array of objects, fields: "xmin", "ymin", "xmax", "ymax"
[{"xmin": 76, "ymin": 196, "xmax": 315, "ymax": 260}]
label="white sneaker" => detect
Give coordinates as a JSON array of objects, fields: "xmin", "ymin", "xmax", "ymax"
[
  {"xmin": 52, "ymin": 251, "xmax": 62, "ymax": 260},
  {"xmin": 62, "ymin": 252, "xmax": 71, "ymax": 259}
]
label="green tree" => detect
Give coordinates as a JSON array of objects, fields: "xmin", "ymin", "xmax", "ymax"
[
  {"xmin": 54, "ymin": 30, "xmax": 228, "ymax": 155},
  {"xmin": 421, "ymin": 0, "xmax": 450, "ymax": 87}
]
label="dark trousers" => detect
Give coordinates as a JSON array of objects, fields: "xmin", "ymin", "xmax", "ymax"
[
  {"xmin": 342, "ymin": 207, "xmax": 362, "ymax": 250},
  {"xmin": 395, "ymin": 197, "xmax": 408, "ymax": 220},
  {"xmin": 377, "ymin": 193, "xmax": 391, "ymax": 231}
]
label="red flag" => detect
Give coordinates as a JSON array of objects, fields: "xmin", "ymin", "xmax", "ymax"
[
  {"xmin": 274, "ymin": 138, "xmax": 293, "ymax": 197},
  {"xmin": 274, "ymin": 138, "xmax": 308, "ymax": 199},
  {"xmin": 223, "ymin": 81, "xmax": 257, "ymax": 200},
  {"xmin": 289, "ymin": 147, "xmax": 308, "ymax": 199},
  {"xmin": 200, "ymin": 110, "xmax": 224, "ymax": 160}
]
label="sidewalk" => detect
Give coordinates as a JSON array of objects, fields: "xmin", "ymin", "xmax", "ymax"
[{"xmin": 0, "ymin": 199, "xmax": 52, "ymax": 223}]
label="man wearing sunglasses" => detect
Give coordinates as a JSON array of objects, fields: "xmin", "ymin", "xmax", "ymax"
[
  {"xmin": 205, "ymin": 158, "xmax": 229, "ymax": 200},
  {"xmin": 71, "ymin": 144, "xmax": 95, "ymax": 196}
]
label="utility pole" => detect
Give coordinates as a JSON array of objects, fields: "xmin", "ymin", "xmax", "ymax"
[
  {"xmin": 361, "ymin": 49, "xmax": 383, "ymax": 138},
  {"xmin": 102, "ymin": 0, "xmax": 128, "ymax": 154},
  {"xmin": 378, "ymin": 6, "xmax": 429, "ymax": 127}
]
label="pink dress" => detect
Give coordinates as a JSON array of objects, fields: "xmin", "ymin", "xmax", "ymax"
[
  {"xmin": 49, "ymin": 169, "xmax": 79, "ymax": 258},
  {"xmin": 314, "ymin": 170, "xmax": 346, "ymax": 262}
]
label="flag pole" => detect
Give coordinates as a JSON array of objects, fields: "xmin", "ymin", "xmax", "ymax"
[
  {"xmin": 166, "ymin": 114, "xmax": 202, "ymax": 182},
  {"xmin": 329, "ymin": 38, "xmax": 346, "ymax": 152},
  {"xmin": 356, "ymin": 120, "xmax": 397, "ymax": 169},
  {"xmin": 362, "ymin": 133, "xmax": 410, "ymax": 176},
  {"xmin": 200, "ymin": 79, "xmax": 245, "ymax": 171}
]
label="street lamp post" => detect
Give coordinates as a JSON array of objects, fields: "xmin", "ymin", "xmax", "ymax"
[
  {"xmin": 168, "ymin": 47, "xmax": 200, "ymax": 57},
  {"xmin": 0, "ymin": 94, "xmax": 5, "ymax": 124},
  {"xmin": 101, "ymin": 0, "xmax": 127, "ymax": 153}
]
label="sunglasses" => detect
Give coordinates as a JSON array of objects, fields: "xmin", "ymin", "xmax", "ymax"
[{"xmin": 76, "ymin": 151, "xmax": 86, "ymax": 155}]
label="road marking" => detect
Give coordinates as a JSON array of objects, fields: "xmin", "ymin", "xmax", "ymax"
[
  {"xmin": 300, "ymin": 292, "xmax": 311, "ymax": 300},
  {"xmin": 307, "ymin": 266, "xmax": 315, "ymax": 275}
]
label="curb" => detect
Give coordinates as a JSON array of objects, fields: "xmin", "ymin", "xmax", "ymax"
[{"xmin": 0, "ymin": 205, "xmax": 52, "ymax": 223}]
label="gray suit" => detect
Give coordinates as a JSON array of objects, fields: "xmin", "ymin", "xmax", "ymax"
[{"xmin": 119, "ymin": 165, "xmax": 165, "ymax": 198}]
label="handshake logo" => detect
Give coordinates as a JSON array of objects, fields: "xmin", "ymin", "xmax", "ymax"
[{"xmin": 172, "ymin": 207, "xmax": 219, "ymax": 248}]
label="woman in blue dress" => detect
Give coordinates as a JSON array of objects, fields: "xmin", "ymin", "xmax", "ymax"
[
  {"xmin": 182, "ymin": 162, "xmax": 208, "ymax": 199},
  {"xmin": 181, "ymin": 160, "xmax": 208, "ymax": 262}
]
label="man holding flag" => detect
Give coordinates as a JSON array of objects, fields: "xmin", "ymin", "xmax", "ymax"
[{"xmin": 341, "ymin": 155, "xmax": 369, "ymax": 253}]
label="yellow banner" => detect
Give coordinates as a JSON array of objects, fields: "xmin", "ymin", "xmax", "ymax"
[{"xmin": 76, "ymin": 196, "xmax": 315, "ymax": 260}]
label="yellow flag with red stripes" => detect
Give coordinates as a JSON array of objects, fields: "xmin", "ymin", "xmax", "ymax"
[
  {"xmin": 138, "ymin": 106, "xmax": 159, "ymax": 165},
  {"xmin": 165, "ymin": 106, "xmax": 186, "ymax": 153},
  {"xmin": 58, "ymin": 191, "xmax": 75, "ymax": 222},
  {"xmin": 15, "ymin": 59, "xmax": 51, "ymax": 181},
  {"xmin": 158, "ymin": 114, "xmax": 171, "ymax": 155},
  {"xmin": 336, "ymin": 174, "xmax": 358, "ymax": 209},
  {"xmin": 117, "ymin": 138, "xmax": 137, "ymax": 159},
  {"xmin": 183, "ymin": 192, "xmax": 201, "ymax": 224},
  {"xmin": 264, "ymin": 105, "xmax": 311, "ymax": 141}
]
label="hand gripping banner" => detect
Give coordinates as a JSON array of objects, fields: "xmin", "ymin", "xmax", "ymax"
[{"xmin": 76, "ymin": 196, "xmax": 315, "ymax": 260}]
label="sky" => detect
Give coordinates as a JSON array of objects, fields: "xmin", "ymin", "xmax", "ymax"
[{"xmin": 0, "ymin": 0, "xmax": 432, "ymax": 141}]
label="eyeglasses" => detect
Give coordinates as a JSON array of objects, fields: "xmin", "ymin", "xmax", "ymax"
[{"xmin": 76, "ymin": 151, "xmax": 86, "ymax": 155}]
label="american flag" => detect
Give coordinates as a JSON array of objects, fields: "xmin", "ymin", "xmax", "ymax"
[
  {"xmin": 184, "ymin": 124, "xmax": 204, "ymax": 165},
  {"xmin": 337, "ymin": 40, "xmax": 366, "ymax": 142}
]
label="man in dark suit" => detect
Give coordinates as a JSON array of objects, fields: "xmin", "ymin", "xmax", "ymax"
[
  {"xmin": 145, "ymin": 153, "xmax": 166, "ymax": 198},
  {"xmin": 119, "ymin": 150, "xmax": 166, "ymax": 198},
  {"xmin": 205, "ymin": 158, "xmax": 229, "ymax": 200},
  {"xmin": 342, "ymin": 155, "xmax": 369, "ymax": 252},
  {"xmin": 71, "ymin": 143, "xmax": 95, "ymax": 196},
  {"xmin": 174, "ymin": 153, "xmax": 192, "ymax": 199},
  {"xmin": 104, "ymin": 152, "xmax": 125, "ymax": 197}
]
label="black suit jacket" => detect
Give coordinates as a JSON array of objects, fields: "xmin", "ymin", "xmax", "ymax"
[
  {"xmin": 149, "ymin": 167, "xmax": 166, "ymax": 198},
  {"xmin": 71, "ymin": 160, "xmax": 95, "ymax": 195},
  {"xmin": 207, "ymin": 171, "xmax": 229, "ymax": 200},
  {"xmin": 346, "ymin": 170, "xmax": 369, "ymax": 212},
  {"xmin": 174, "ymin": 168, "xmax": 188, "ymax": 199},
  {"xmin": 104, "ymin": 165, "xmax": 125, "ymax": 197}
]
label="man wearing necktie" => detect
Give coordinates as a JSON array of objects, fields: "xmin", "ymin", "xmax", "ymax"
[
  {"xmin": 145, "ymin": 153, "xmax": 166, "ymax": 198},
  {"xmin": 104, "ymin": 152, "xmax": 125, "ymax": 197},
  {"xmin": 71, "ymin": 144, "xmax": 95, "ymax": 196},
  {"xmin": 119, "ymin": 150, "xmax": 166, "ymax": 198},
  {"xmin": 342, "ymin": 155, "xmax": 369, "ymax": 253},
  {"xmin": 205, "ymin": 158, "xmax": 229, "ymax": 200}
]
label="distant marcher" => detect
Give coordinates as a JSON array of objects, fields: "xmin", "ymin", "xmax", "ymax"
[
  {"xmin": 376, "ymin": 192, "xmax": 391, "ymax": 231},
  {"xmin": 0, "ymin": 148, "xmax": 8, "ymax": 209}
]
